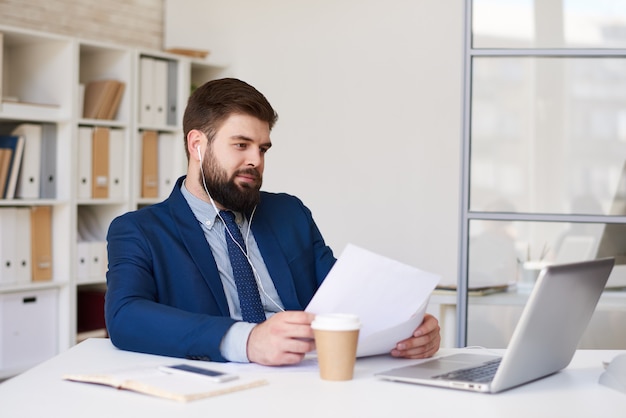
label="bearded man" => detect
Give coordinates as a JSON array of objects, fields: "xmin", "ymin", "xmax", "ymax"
[{"xmin": 105, "ymin": 78, "xmax": 440, "ymax": 365}]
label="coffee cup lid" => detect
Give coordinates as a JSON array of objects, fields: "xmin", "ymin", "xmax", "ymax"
[{"xmin": 311, "ymin": 313, "xmax": 361, "ymax": 331}]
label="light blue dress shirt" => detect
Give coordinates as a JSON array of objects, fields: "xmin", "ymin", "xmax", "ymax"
[{"xmin": 181, "ymin": 181, "xmax": 285, "ymax": 362}]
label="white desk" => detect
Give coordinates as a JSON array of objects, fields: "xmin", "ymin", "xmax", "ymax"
[{"xmin": 0, "ymin": 338, "xmax": 623, "ymax": 418}]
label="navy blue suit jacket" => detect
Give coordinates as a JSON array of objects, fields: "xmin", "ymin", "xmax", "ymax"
[{"xmin": 105, "ymin": 176, "xmax": 336, "ymax": 362}]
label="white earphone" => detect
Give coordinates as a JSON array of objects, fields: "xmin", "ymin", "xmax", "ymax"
[{"xmin": 196, "ymin": 142, "xmax": 284, "ymax": 314}]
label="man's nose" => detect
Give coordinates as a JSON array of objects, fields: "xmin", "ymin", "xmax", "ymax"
[{"xmin": 245, "ymin": 148, "xmax": 263, "ymax": 167}]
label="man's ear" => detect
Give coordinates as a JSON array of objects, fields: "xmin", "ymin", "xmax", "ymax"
[{"xmin": 187, "ymin": 129, "xmax": 205, "ymax": 162}]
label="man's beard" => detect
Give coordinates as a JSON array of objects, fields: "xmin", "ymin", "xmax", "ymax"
[{"xmin": 199, "ymin": 149, "xmax": 262, "ymax": 214}]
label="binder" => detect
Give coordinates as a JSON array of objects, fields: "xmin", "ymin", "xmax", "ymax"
[
  {"xmin": 153, "ymin": 59, "xmax": 168, "ymax": 126},
  {"xmin": 141, "ymin": 130, "xmax": 159, "ymax": 198},
  {"xmin": 0, "ymin": 207, "xmax": 18, "ymax": 284},
  {"xmin": 76, "ymin": 241, "xmax": 105, "ymax": 281},
  {"xmin": 158, "ymin": 132, "xmax": 183, "ymax": 198},
  {"xmin": 0, "ymin": 33, "xmax": 3, "ymax": 112},
  {"xmin": 77, "ymin": 127, "xmax": 93, "ymax": 199},
  {"xmin": 0, "ymin": 148, "xmax": 10, "ymax": 197},
  {"xmin": 0, "ymin": 135, "xmax": 25, "ymax": 199},
  {"xmin": 39, "ymin": 123, "xmax": 57, "ymax": 199},
  {"xmin": 11, "ymin": 123, "xmax": 43, "ymax": 199},
  {"xmin": 139, "ymin": 57, "xmax": 155, "ymax": 125},
  {"xmin": 88, "ymin": 241, "xmax": 107, "ymax": 280},
  {"xmin": 139, "ymin": 57, "xmax": 168, "ymax": 126},
  {"xmin": 76, "ymin": 241, "xmax": 90, "ymax": 283},
  {"xmin": 15, "ymin": 207, "xmax": 32, "ymax": 283},
  {"xmin": 77, "ymin": 207, "xmax": 107, "ymax": 282},
  {"xmin": 166, "ymin": 60, "xmax": 178, "ymax": 126},
  {"xmin": 108, "ymin": 129, "xmax": 125, "ymax": 200},
  {"xmin": 30, "ymin": 205, "xmax": 53, "ymax": 282},
  {"xmin": 91, "ymin": 127, "xmax": 110, "ymax": 199}
]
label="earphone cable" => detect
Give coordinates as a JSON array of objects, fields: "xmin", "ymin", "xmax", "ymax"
[{"xmin": 199, "ymin": 154, "xmax": 285, "ymax": 313}]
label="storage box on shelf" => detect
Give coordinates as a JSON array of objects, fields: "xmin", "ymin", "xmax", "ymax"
[{"xmin": 0, "ymin": 288, "xmax": 58, "ymax": 379}]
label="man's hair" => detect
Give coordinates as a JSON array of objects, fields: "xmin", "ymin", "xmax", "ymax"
[{"xmin": 182, "ymin": 78, "xmax": 278, "ymax": 159}]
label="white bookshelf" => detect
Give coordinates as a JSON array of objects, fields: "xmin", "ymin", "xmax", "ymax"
[{"xmin": 0, "ymin": 24, "xmax": 224, "ymax": 378}]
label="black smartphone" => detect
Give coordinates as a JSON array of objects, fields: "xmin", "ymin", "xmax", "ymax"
[{"xmin": 158, "ymin": 364, "xmax": 238, "ymax": 382}]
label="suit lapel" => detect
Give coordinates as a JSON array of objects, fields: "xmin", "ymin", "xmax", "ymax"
[
  {"xmin": 251, "ymin": 216, "xmax": 302, "ymax": 310},
  {"xmin": 168, "ymin": 177, "xmax": 231, "ymax": 315}
]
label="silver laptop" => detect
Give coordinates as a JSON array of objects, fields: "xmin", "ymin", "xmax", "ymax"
[{"xmin": 376, "ymin": 258, "xmax": 615, "ymax": 393}]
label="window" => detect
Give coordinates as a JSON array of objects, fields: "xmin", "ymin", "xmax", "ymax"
[{"xmin": 458, "ymin": 0, "xmax": 626, "ymax": 348}]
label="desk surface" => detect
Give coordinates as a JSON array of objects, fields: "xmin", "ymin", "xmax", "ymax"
[{"xmin": 0, "ymin": 339, "xmax": 624, "ymax": 418}]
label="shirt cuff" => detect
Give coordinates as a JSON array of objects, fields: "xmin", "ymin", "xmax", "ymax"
[{"xmin": 220, "ymin": 321, "xmax": 257, "ymax": 363}]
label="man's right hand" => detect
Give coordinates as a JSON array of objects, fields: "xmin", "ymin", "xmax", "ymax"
[{"xmin": 246, "ymin": 311, "xmax": 316, "ymax": 366}]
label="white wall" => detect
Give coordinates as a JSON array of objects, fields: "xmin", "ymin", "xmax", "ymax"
[{"xmin": 164, "ymin": 0, "xmax": 464, "ymax": 283}]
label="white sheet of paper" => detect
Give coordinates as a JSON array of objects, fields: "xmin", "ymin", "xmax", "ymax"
[{"xmin": 305, "ymin": 244, "xmax": 440, "ymax": 357}]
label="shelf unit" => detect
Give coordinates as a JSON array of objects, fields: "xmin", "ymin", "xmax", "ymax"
[{"xmin": 0, "ymin": 24, "xmax": 224, "ymax": 378}]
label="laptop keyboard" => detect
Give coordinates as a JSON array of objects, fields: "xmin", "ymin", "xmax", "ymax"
[{"xmin": 433, "ymin": 358, "xmax": 502, "ymax": 383}]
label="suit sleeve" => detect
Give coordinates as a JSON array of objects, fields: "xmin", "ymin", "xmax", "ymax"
[{"xmin": 105, "ymin": 213, "xmax": 235, "ymax": 362}]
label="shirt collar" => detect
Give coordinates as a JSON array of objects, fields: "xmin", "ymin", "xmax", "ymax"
[{"xmin": 181, "ymin": 180, "xmax": 244, "ymax": 229}]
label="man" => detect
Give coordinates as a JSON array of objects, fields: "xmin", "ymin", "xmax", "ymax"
[{"xmin": 105, "ymin": 78, "xmax": 440, "ymax": 366}]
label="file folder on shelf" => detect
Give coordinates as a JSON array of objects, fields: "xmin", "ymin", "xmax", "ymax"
[
  {"xmin": 76, "ymin": 206, "xmax": 107, "ymax": 283},
  {"xmin": 141, "ymin": 130, "xmax": 159, "ymax": 198},
  {"xmin": 0, "ymin": 207, "xmax": 32, "ymax": 283},
  {"xmin": 0, "ymin": 207, "xmax": 18, "ymax": 284},
  {"xmin": 77, "ymin": 127, "xmax": 93, "ymax": 199},
  {"xmin": 30, "ymin": 205, "xmax": 52, "ymax": 282},
  {"xmin": 108, "ymin": 129, "xmax": 125, "ymax": 200},
  {"xmin": 76, "ymin": 241, "xmax": 90, "ymax": 283},
  {"xmin": 158, "ymin": 132, "xmax": 184, "ymax": 198},
  {"xmin": 166, "ymin": 60, "xmax": 178, "ymax": 126},
  {"xmin": 0, "ymin": 148, "xmax": 10, "ymax": 197},
  {"xmin": 139, "ymin": 57, "xmax": 155, "ymax": 125},
  {"xmin": 91, "ymin": 127, "xmax": 109, "ymax": 199},
  {"xmin": 15, "ymin": 207, "xmax": 32, "ymax": 283},
  {"xmin": 153, "ymin": 59, "xmax": 168, "ymax": 126},
  {"xmin": 138, "ymin": 57, "xmax": 170, "ymax": 127},
  {"xmin": 11, "ymin": 123, "xmax": 42, "ymax": 199},
  {"xmin": 39, "ymin": 123, "xmax": 57, "ymax": 199}
]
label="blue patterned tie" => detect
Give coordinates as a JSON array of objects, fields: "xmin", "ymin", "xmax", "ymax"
[{"xmin": 220, "ymin": 211, "xmax": 266, "ymax": 323}]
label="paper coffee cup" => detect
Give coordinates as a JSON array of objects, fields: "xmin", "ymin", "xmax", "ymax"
[{"xmin": 311, "ymin": 313, "xmax": 361, "ymax": 381}]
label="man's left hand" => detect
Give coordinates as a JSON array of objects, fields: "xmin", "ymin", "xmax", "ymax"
[{"xmin": 390, "ymin": 313, "xmax": 441, "ymax": 359}]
